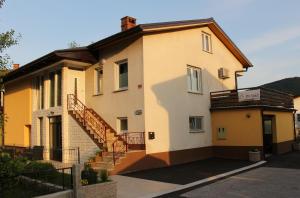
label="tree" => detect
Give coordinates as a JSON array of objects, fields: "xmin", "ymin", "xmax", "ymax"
[
  {"xmin": 0, "ymin": 0, "xmax": 20, "ymax": 70},
  {"xmin": 0, "ymin": 0, "xmax": 20, "ymax": 145},
  {"xmin": 68, "ymin": 41, "xmax": 80, "ymax": 48}
]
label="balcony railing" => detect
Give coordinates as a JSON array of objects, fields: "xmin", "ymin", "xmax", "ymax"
[{"xmin": 210, "ymin": 87, "xmax": 294, "ymax": 110}]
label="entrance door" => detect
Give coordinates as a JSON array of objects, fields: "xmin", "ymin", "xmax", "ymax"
[
  {"xmin": 263, "ymin": 116, "xmax": 274, "ymax": 156},
  {"xmin": 49, "ymin": 116, "xmax": 62, "ymax": 161}
]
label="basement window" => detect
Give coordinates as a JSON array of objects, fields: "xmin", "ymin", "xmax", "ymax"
[{"xmin": 189, "ymin": 116, "xmax": 204, "ymax": 132}]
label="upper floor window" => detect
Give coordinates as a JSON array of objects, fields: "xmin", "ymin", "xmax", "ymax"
[
  {"xmin": 116, "ymin": 60, "xmax": 128, "ymax": 90},
  {"xmin": 49, "ymin": 72, "xmax": 55, "ymax": 107},
  {"xmin": 49, "ymin": 70, "xmax": 62, "ymax": 108},
  {"xmin": 35, "ymin": 76, "xmax": 44, "ymax": 109},
  {"xmin": 202, "ymin": 32, "xmax": 212, "ymax": 53},
  {"xmin": 187, "ymin": 66, "xmax": 202, "ymax": 93},
  {"xmin": 189, "ymin": 116, "xmax": 204, "ymax": 132},
  {"xmin": 297, "ymin": 114, "xmax": 300, "ymax": 122},
  {"xmin": 94, "ymin": 67, "xmax": 103, "ymax": 95},
  {"xmin": 57, "ymin": 71, "xmax": 62, "ymax": 106}
]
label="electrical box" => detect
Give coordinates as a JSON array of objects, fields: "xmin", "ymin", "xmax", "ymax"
[
  {"xmin": 148, "ymin": 132, "xmax": 155, "ymax": 140},
  {"xmin": 217, "ymin": 127, "xmax": 226, "ymax": 139}
]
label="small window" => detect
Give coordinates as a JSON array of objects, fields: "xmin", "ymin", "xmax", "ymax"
[
  {"xmin": 117, "ymin": 61, "xmax": 128, "ymax": 89},
  {"xmin": 95, "ymin": 67, "xmax": 103, "ymax": 95},
  {"xmin": 297, "ymin": 114, "xmax": 300, "ymax": 122},
  {"xmin": 49, "ymin": 72, "xmax": 55, "ymax": 107},
  {"xmin": 39, "ymin": 117, "xmax": 43, "ymax": 146},
  {"xmin": 202, "ymin": 32, "xmax": 212, "ymax": 53},
  {"xmin": 189, "ymin": 116, "xmax": 204, "ymax": 132},
  {"xmin": 187, "ymin": 66, "xmax": 202, "ymax": 93},
  {"xmin": 118, "ymin": 117, "xmax": 128, "ymax": 133},
  {"xmin": 57, "ymin": 71, "xmax": 62, "ymax": 106}
]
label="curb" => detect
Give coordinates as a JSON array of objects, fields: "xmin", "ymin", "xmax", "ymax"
[{"xmin": 142, "ymin": 160, "xmax": 267, "ymax": 198}]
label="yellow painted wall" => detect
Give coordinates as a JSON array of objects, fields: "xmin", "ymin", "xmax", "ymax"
[
  {"xmin": 211, "ymin": 109, "xmax": 263, "ymax": 146},
  {"xmin": 4, "ymin": 78, "xmax": 32, "ymax": 147},
  {"xmin": 294, "ymin": 97, "xmax": 300, "ymax": 133},
  {"xmin": 143, "ymin": 26, "xmax": 245, "ymax": 153},
  {"xmin": 263, "ymin": 111, "xmax": 294, "ymax": 143}
]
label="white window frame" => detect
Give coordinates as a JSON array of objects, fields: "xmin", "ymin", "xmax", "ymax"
[
  {"xmin": 202, "ymin": 32, "xmax": 212, "ymax": 53},
  {"xmin": 297, "ymin": 113, "xmax": 300, "ymax": 122},
  {"xmin": 187, "ymin": 65, "xmax": 203, "ymax": 94},
  {"xmin": 189, "ymin": 116, "xmax": 204, "ymax": 133},
  {"xmin": 117, "ymin": 117, "xmax": 128, "ymax": 133},
  {"xmin": 115, "ymin": 60, "xmax": 128, "ymax": 91},
  {"xmin": 94, "ymin": 67, "xmax": 103, "ymax": 95}
]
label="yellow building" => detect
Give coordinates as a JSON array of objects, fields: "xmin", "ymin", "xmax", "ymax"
[{"xmin": 3, "ymin": 17, "xmax": 296, "ymax": 173}]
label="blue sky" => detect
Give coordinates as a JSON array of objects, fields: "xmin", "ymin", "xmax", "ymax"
[{"xmin": 1, "ymin": 0, "xmax": 299, "ymax": 87}]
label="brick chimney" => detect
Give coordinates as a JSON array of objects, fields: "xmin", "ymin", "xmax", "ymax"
[
  {"xmin": 13, "ymin": 63, "xmax": 20, "ymax": 70},
  {"xmin": 121, "ymin": 16, "xmax": 136, "ymax": 31}
]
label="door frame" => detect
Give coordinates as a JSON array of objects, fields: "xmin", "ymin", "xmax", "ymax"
[
  {"xmin": 49, "ymin": 115, "xmax": 62, "ymax": 162},
  {"xmin": 262, "ymin": 114, "xmax": 276, "ymax": 156}
]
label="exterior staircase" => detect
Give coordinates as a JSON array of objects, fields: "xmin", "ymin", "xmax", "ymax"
[{"xmin": 67, "ymin": 94, "xmax": 145, "ymax": 173}]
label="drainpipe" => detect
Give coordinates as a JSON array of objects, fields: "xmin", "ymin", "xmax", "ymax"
[{"xmin": 235, "ymin": 67, "xmax": 248, "ymax": 90}]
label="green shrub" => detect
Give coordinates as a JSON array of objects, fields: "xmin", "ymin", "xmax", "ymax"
[
  {"xmin": 23, "ymin": 161, "xmax": 57, "ymax": 181},
  {"xmin": 0, "ymin": 152, "xmax": 28, "ymax": 177},
  {"xmin": 81, "ymin": 164, "xmax": 97, "ymax": 185},
  {"xmin": 99, "ymin": 169, "xmax": 108, "ymax": 182}
]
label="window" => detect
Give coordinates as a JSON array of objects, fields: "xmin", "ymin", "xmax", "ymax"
[
  {"xmin": 95, "ymin": 67, "xmax": 103, "ymax": 95},
  {"xmin": 189, "ymin": 116, "xmax": 204, "ymax": 132},
  {"xmin": 35, "ymin": 76, "xmax": 44, "ymax": 109},
  {"xmin": 187, "ymin": 66, "xmax": 202, "ymax": 93},
  {"xmin": 49, "ymin": 72, "xmax": 55, "ymax": 107},
  {"xmin": 57, "ymin": 71, "xmax": 62, "ymax": 106},
  {"xmin": 297, "ymin": 114, "xmax": 300, "ymax": 122},
  {"xmin": 117, "ymin": 61, "xmax": 128, "ymax": 89},
  {"xmin": 39, "ymin": 117, "xmax": 43, "ymax": 146},
  {"xmin": 202, "ymin": 32, "xmax": 212, "ymax": 53},
  {"xmin": 118, "ymin": 117, "xmax": 128, "ymax": 133}
]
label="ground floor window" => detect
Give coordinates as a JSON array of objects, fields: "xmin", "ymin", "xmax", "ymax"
[
  {"xmin": 297, "ymin": 114, "xmax": 300, "ymax": 122},
  {"xmin": 118, "ymin": 117, "xmax": 128, "ymax": 133},
  {"xmin": 189, "ymin": 116, "xmax": 204, "ymax": 132},
  {"xmin": 39, "ymin": 117, "xmax": 43, "ymax": 146}
]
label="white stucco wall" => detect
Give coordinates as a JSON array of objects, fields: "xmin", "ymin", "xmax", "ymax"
[
  {"xmin": 142, "ymin": 26, "xmax": 245, "ymax": 154},
  {"xmin": 85, "ymin": 38, "xmax": 145, "ymax": 133}
]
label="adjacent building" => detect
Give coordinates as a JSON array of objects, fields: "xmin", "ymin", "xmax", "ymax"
[
  {"xmin": 2, "ymin": 17, "xmax": 296, "ymax": 173},
  {"xmin": 262, "ymin": 77, "xmax": 300, "ymax": 136}
]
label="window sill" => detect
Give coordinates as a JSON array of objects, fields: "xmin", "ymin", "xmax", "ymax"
[
  {"xmin": 93, "ymin": 93, "xmax": 103, "ymax": 96},
  {"xmin": 188, "ymin": 91, "xmax": 203, "ymax": 95},
  {"xmin": 189, "ymin": 130, "xmax": 205, "ymax": 133},
  {"xmin": 113, "ymin": 88, "xmax": 128, "ymax": 93},
  {"xmin": 202, "ymin": 49, "xmax": 213, "ymax": 54}
]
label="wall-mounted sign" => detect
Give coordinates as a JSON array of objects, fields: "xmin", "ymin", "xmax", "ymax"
[{"xmin": 238, "ymin": 89, "xmax": 260, "ymax": 102}]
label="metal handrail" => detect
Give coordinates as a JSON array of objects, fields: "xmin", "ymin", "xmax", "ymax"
[{"xmin": 67, "ymin": 94, "xmax": 146, "ymax": 166}]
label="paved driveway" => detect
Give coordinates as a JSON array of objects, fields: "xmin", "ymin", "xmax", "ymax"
[{"xmin": 176, "ymin": 152, "xmax": 300, "ymax": 198}]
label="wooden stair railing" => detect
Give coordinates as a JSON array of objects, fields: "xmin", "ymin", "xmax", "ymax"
[{"xmin": 67, "ymin": 94, "xmax": 145, "ymax": 166}]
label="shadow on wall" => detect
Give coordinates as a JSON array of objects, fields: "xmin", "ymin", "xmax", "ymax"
[{"xmin": 149, "ymin": 68, "xmax": 232, "ymax": 165}]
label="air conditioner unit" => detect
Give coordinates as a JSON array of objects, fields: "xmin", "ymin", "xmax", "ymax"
[{"xmin": 218, "ymin": 68, "xmax": 229, "ymax": 79}]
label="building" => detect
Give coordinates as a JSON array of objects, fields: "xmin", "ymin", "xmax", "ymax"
[
  {"xmin": 3, "ymin": 17, "xmax": 296, "ymax": 173},
  {"xmin": 262, "ymin": 77, "xmax": 300, "ymax": 136}
]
